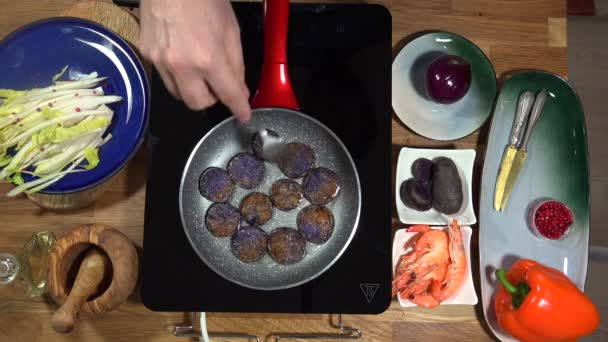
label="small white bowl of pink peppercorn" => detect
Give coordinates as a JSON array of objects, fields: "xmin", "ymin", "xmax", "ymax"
[{"xmin": 527, "ymin": 199, "xmax": 574, "ymax": 240}]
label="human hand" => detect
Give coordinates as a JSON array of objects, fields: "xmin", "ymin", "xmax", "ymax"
[{"xmin": 139, "ymin": 0, "xmax": 251, "ymax": 122}]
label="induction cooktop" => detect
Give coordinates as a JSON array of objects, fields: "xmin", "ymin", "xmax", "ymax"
[{"xmin": 141, "ymin": 2, "xmax": 392, "ymax": 314}]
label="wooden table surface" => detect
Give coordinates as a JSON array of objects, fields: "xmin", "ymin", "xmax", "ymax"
[{"xmin": 0, "ymin": 0, "xmax": 567, "ymax": 341}]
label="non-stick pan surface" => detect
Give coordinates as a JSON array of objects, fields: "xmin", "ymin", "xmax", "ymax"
[{"xmin": 179, "ymin": 108, "xmax": 361, "ymax": 290}]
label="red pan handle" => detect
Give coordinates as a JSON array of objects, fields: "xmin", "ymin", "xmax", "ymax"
[{"xmin": 251, "ymin": 0, "xmax": 300, "ymax": 110}]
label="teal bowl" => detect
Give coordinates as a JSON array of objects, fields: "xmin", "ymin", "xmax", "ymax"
[{"xmin": 392, "ymin": 31, "xmax": 496, "ymax": 141}]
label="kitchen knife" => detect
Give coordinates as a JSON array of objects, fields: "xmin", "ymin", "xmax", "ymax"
[
  {"xmin": 498, "ymin": 89, "xmax": 547, "ymax": 210},
  {"xmin": 493, "ymin": 90, "xmax": 535, "ymax": 211},
  {"xmin": 495, "ymin": 89, "xmax": 547, "ymax": 211}
]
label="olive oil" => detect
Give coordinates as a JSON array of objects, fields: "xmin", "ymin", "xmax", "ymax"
[{"xmin": 0, "ymin": 231, "xmax": 56, "ymax": 297}]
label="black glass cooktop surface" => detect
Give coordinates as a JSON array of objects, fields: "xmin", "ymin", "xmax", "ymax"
[{"xmin": 142, "ymin": 2, "xmax": 392, "ymax": 314}]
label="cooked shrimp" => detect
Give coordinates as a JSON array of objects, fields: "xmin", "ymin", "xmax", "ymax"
[
  {"xmin": 393, "ymin": 226, "xmax": 445, "ymax": 280},
  {"xmin": 401, "ymin": 264, "xmax": 446, "ymax": 308},
  {"xmin": 408, "ymin": 293, "xmax": 441, "ymax": 308},
  {"xmin": 430, "ymin": 219, "xmax": 467, "ymax": 302},
  {"xmin": 391, "ymin": 225, "xmax": 449, "ymax": 301},
  {"xmin": 392, "ymin": 219, "xmax": 468, "ymax": 308}
]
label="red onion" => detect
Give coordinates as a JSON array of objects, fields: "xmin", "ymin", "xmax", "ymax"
[{"xmin": 425, "ymin": 55, "xmax": 472, "ymax": 104}]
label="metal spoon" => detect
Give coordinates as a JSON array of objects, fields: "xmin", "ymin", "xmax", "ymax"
[{"xmin": 255, "ymin": 128, "xmax": 287, "ymax": 161}]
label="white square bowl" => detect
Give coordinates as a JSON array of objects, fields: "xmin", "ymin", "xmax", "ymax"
[
  {"xmin": 392, "ymin": 226, "xmax": 478, "ymax": 307},
  {"xmin": 395, "ymin": 147, "xmax": 477, "ymax": 225}
]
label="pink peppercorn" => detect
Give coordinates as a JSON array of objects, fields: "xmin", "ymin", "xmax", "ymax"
[{"xmin": 534, "ymin": 201, "xmax": 573, "ymax": 239}]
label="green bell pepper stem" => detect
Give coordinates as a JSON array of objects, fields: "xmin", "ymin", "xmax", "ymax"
[
  {"xmin": 496, "ymin": 269, "xmax": 517, "ymax": 293},
  {"xmin": 496, "ymin": 268, "xmax": 531, "ymax": 309}
]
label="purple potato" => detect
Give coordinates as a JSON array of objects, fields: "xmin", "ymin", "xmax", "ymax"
[
  {"xmin": 267, "ymin": 227, "xmax": 306, "ymax": 264},
  {"xmin": 251, "ymin": 129, "xmax": 279, "ymax": 160},
  {"xmin": 408, "ymin": 179, "xmax": 432, "ymax": 206},
  {"xmin": 303, "ymin": 167, "xmax": 340, "ymax": 206},
  {"xmin": 230, "ymin": 226, "xmax": 268, "ymax": 263},
  {"xmin": 297, "ymin": 205, "xmax": 334, "ymax": 244},
  {"xmin": 198, "ymin": 167, "xmax": 234, "ymax": 203},
  {"xmin": 239, "ymin": 192, "xmax": 274, "ymax": 226},
  {"xmin": 270, "ymin": 179, "xmax": 304, "ymax": 211},
  {"xmin": 412, "ymin": 158, "xmax": 433, "ymax": 181},
  {"xmin": 205, "ymin": 202, "xmax": 240, "ymax": 237},
  {"xmin": 278, "ymin": 143, "xmax": 315, "ymax": 179},
  {"xmin": 400, "ymin": 179, "xmax": 432, "ymax": 211},
  {"xmin": 227, "ymin": 153, "xmax": 265, "ymax": 189},
  {"xmin": 425, "ymin": 55, "xmax": 472, "ymax": 104},
  {"xmin": 432, "ymin": 157, "xmax": 463, "ymax": 215}
]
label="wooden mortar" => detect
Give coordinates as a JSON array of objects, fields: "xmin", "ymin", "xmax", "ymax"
[{"xmin": 47, "ymin": 224, "xmax": 138, "ymax": 332}]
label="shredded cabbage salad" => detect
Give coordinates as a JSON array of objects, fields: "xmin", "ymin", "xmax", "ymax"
[{"xmin": 0, "ymin": 66, "xmax": 121, "ymax": 196}]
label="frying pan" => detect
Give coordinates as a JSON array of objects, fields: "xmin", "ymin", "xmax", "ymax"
[{"xmin": 179, "ymin": 0, "xmax": 361, "ymax": 290}]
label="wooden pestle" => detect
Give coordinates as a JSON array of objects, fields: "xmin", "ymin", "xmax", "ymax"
[
  {"xmin": 51, "ymin": 249, "xmax": 107, "ymax": 333},
  {"xmin": 47, "ymin": 225, "xmax": 139, "ymax": 326}
]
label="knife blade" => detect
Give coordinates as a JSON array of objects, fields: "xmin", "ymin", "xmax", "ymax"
[
  {"xmin": 498, "ymin": 89, "xmax": 547, "ymax": 211},
  {"xmin": 497, "ymin": 148, "xmax": 527, "ymax": 211},
  {"xmin": 493, "ymin": 91, "xmax": 536, "ymax": 211}
]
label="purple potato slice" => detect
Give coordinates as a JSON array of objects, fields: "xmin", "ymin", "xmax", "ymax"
[
  {"xmin": 227, "ymin": 152, "xmax": 265, "ymax": 189},
  {"xmin": 239, "ymin": 192, "xmax": 274, "ymax": 226},
  {"xmin": 270, "ymin": 179, "xmax": 304, "ymax": 211},
  {"xmin": 267, "ymin": 227, "xmax": 306, "ymax": 264},
  {"xmin": 230, "ymin": 226, "xmax": 268, "ymax": 263},
  {"xmin": 277, "ymin": 143, "xmax": 315, "ymax": 179},
  {"xmin": 412, "ymin": 158, "xmax": 433, "ymax": 181},
  {"xmin": 297, "ymin": 205, "xmax": 335, "ymax": 244},
  {"xmin": 399, "ymin": 179, "xmax": 432, "ymax": 211},
  {"xmin": 198, "ymin": 167, "xmax": 234, "ymax": 203},
  {"xmin": 205, "ymin": 202, "xmax": 240, "ymax": 237},
  {"xmin": 303, "ymin": 167, "xmax": 340, "ymax": 206},
  {"xmin": 251, "ymin": 129, "xmax": 279, "ymax": 160}
]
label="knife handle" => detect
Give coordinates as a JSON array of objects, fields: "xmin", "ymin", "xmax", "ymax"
[
  {"xmin": 509, "ymin": 91, "xmax": 535, "ymax": 147},
  {"xmin": 520, "ymin": 89, "xmax": 548, "ymax": 151}
]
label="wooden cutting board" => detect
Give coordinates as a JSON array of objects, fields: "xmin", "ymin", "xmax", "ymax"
[
  {"xmin": 60, "ymin": 0, "xmax": 152, "ymax": 89},
  {"xmin": 61, "ymin": 0, "xmax": 139, "ymax": 48}
]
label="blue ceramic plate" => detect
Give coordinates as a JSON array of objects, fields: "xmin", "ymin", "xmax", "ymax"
[
  {"xmin": 392, "ymin": 32, "xmax": 496, "ymax": 140},
  {"xmin": 0, "ymin": 17, "xmax": 149, "ymax": 194},
  {"xmin": 479, "ymin": 71, "xmax": 589, "ymax": 341}
]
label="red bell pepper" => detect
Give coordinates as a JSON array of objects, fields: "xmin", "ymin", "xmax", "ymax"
[{"xmin": 495, "ymin": 259, "xmax": 600, "ymax": 341}]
